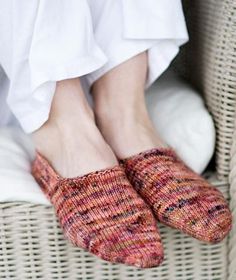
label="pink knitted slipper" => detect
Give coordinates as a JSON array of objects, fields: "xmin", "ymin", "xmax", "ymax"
[
  {"xmin": 32, "ymin": 151, "xmax": 164, "ymax": 268},
  {"xmin": 120, "ymin": 147, "xmax": 232, "ymax": 243}
]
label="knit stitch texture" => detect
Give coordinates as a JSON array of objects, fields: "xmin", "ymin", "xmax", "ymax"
[
  {"xmin": 120, "ymin": 148, "xmax": 232, "ymax": 243},
  {"xmin": 32, "ymin": 152, "xmax": 164, "ymax": 268}
]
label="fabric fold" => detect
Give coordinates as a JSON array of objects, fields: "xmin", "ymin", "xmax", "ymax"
[
  {"xmin": 86, "ymin": 0, "xmax": 189, "ymax": 88},
  {"xmin": 122, "ymin": 0, "xmax": 188, "ymax": 40},
  {"xmin": 4, "ymin": 0, "xmax": 107, "ymax": 133},
  {"xmin": 0, "ymin": 0, "xmax": 189, "ymax": 133}
]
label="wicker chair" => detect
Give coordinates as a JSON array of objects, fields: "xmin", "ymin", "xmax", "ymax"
[{"xmin": 0, "ymin": 0, "xmax": 236, "ymax": 279}]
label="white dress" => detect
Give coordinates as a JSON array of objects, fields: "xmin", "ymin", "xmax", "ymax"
[{"xmin": 0, "ymin": 0, "xmax": 188, "ymax": 133}]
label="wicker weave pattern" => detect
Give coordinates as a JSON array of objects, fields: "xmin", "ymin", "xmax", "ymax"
[
  {"xmin": 179, "ymin": 0, "xmax": 236, "ymax": 180},
  {"xmin": 229, "ymin": 132, "xmax": 236, "ymax": 280},
  {"xmin": 0, "ymin": 179, "xmax": 229, "ymax": 279}
]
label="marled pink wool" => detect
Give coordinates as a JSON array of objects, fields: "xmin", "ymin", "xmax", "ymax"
[
  {"xmin": 32, "ymin": 151, "xmax": 164, "ymax": 268},
  {"xmin": 120, "ymin": 147, "xmax": 232, "ymax": 243}
]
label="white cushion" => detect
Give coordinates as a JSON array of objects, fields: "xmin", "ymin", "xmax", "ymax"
[
  {"xmin": 146, "ymin": 70, "xmax": 215, "ymax": 173},
  {"xmin": 0, "ymin": 127, "xmax": 49, "ymax": 204}
]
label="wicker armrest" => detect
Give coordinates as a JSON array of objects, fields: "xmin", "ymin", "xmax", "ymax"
[
  {"xmin": 178, "ymin": 1, "xmax": 236, "ymax": 279},
  {"xmin": 229, "ymin": 138, "xmax": 236, "ymax": 280},
  {"xmin": 178, "ymin": 0, "xmax": 236, "ymax": 181}
]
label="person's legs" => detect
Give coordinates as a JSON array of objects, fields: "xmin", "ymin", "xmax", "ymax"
[
  {"xmin": 92, "ymin": 51, "xmax": 167, "ymax": 159},
  {"xmin": 32, "ymin": 77, "xmax": 118, "ymax": 178}
]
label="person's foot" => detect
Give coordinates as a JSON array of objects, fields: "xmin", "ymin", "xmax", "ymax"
[
  {"xmin": 32, "ymin": 152, "xmax": 164, "ymax": 267},
  {"xmin": 32, "ymin": 119, "xmax": 118, "ymax": 178},
  {"xmin": 31, "ymin": 78, "xmax": 165, "ymax": 268},
  {"xmin": 94, "ymin": 102, "xmax": 167, "ymax": 160},
  {"xmin": 119, "ymin": 147, "xmax": 232, "ymax": 243},
  {"xmin": 32, "ymin": 78, "xmax": 118, "ymax": 178}
]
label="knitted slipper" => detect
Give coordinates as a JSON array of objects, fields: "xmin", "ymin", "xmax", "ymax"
[
  {"xmin": 120, "ymin": 147, "xmax": 232, "ymax": 243},
  {"xmin": 31, "ymin": 151, "xmax": 164, "ymax": 268}
]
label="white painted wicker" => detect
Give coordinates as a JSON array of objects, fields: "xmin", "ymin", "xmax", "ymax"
[
  {"xmin": 178, "ymin": 1, "xmax": 236, "ymax": 279},
  {"xmin": 178, "ymin": 0, "xmax": 236, "ymax": 181},
  {"xmin": 0, "ymin": 177, "xmax": 229, "ymax": 279},
  {"xmin": 229, "ymin": 127, "xmax": 236, "ymax": 280}
]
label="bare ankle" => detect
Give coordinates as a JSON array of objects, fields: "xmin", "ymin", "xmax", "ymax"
[
  {"xmin": 31, "ymin": 78, "xmax": 118, "ymax": 177},
  {"xmin": 93, "ymin": 96, "xmax": 167, "ymax": 159}
]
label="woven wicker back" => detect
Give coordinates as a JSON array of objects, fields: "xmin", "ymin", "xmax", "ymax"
[{"xmin": 177, "ymin": 0, "xmax": 236, "ymax": 181}]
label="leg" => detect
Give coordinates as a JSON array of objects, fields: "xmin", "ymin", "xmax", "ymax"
[
  {"xmin": 92, "ymin": 52, "xmax": 232, "ymax": 243},
  {"xmin": 31, "ymin": 77, "xmax": 164, "ymax": 268},
  {"xmin": 3, "ymin": 0, "xmax": 165, "ymax": 267},
  {"xmin": 32, "ymin": 77, "xmax": 117, "ymax": 178},
  {"xmin": 92, "ymin": 52, "xmax": 167, "ymax": 159}
]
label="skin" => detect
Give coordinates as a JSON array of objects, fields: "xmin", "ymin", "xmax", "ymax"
[{"xmin": 32, "ymin": 51, "xmax": 166, "ymax": 178}]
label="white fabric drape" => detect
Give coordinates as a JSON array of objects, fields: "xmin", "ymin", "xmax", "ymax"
[{"xmin": 0, "ymin": 0, "xmax": 188, "ymax": 133}]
